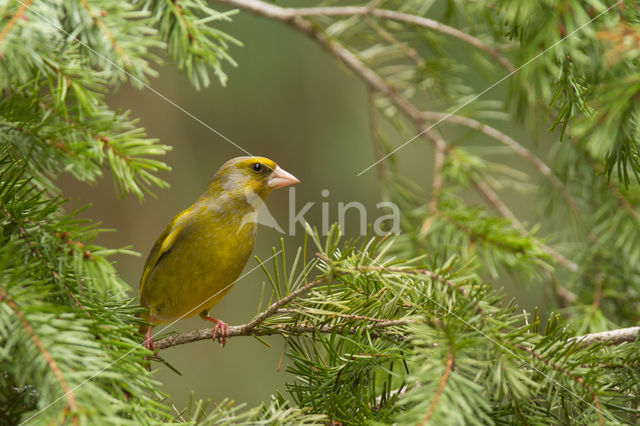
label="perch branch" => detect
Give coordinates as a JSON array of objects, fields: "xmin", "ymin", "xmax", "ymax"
[{"xmin": 155, "ymin": 318, "xmax": 409, "ymax": 349}]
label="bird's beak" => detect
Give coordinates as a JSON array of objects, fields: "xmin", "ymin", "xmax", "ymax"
[{"xmin": 267, "ymin": 166, "xmax": 300, "ymax": 189}]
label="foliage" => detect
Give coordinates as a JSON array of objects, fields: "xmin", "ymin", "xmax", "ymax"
[
  {"xmin": 253, "ymin": 230, "xmax": 640, "ymax": 424},
  {"xmin": 2, "ymin": 0, "xmax": 640, "ymax": 424}
]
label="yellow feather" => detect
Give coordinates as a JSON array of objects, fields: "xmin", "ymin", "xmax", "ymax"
[{"xmin": 138, "ymin": 208, "xmax": 194, "ymax": 308}]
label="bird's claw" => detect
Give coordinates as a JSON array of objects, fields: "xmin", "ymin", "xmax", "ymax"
[
  {"xmin": 201, "ymin": 315, "xmax": 229, "ymax": 348},
  {"xmin": 212, "ymin": 320, "xmax": 229, "ymax": 348},
  {"xmin": 143, "ymin": 326, "xmax": 156, "ymax": 351},
  {"xmin": 143, "ymin": 337, "xmax": 156, "ymax": 351}
]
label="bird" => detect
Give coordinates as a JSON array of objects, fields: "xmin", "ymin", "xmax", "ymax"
[{"xmin": 139, "ymin": 156, "xmax": 299, "ymax": 350}]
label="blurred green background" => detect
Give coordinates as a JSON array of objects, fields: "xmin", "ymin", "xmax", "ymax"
[{"xmin": 57, "ymin": 8, "xmax": 547, "ymax": 410}]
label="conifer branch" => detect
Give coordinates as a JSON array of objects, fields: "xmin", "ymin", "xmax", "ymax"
[
  {"xmin": 428, "ymin": 137, "xmax": 446, "ymax": 217},
  {"xmin": 213, "ymin": 0, "xmax": 513, "ymax": 72},
  {"xmin": 421, "ymin": 111, "xmax": 581, "ymax": 218},
  {"xmin": 472, "ymin": 179, "xmax": 579, "ymax": 272},
  {"xmin": 0, "ymin": 0, "xmax": 32, "ymax": 46},
  {"xmin": 607, "ymin": 181, "xmax": 640, "ymax": 224},
  {"xmin": 76, "ymin": 0, "xmax": 129, "ymax": 64},
  {"xmin": 368, "ymin": 90, "xmax": 388, "ymax": 186},
  {"xmin": 218, "ymin": 0, "xmax": 576, "ymax": 275},
  {"xmin": 515, "ymin": 343, "xmax": 604, "ymax": 426},
  {"xmin": 419, "ymin": 349, "xmax": 453, "ymax": 426},
  {"xmin": 154, "ymin": 318, "xmax": 409, "ymax": 349},
  {"xmin": 2, "ymin": 204, "xmax": 88, "ymax": 310},
  {"xmin": 364, "ymin": 16, "xmax": 422, "ymax": 65},
  {"xmin": 0, "ymin": 288, "xmax": 79, "ymax": 424},
  {"xmin": 571, "ymin": 326, "xmax": 640, "ymax": 346}
]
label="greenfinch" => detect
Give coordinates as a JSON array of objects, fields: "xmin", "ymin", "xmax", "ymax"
[{"xmin": 139, "ymin": 156, "xmax": 299, "ymax": 349}]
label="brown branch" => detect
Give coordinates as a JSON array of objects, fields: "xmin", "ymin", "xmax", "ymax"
[
  {"xmin": 551, "ymin": 275, "xmax": 578, "ymax": 308},
  {"xmin": 0, "ymin": 288, "xmax": 78, "ymax": 424},
  {"xmin": 155, "ymin": 317, "xmax": 409, "ymax": 349},
  {"xmin": 76, "ymin": 0, "xmax": 130, "ymax": 65},
  {"xmin": 0, "ymin": 0, "xmax": 33, "ymax": 46},
  {"xmin": 155, "ymin": 254, "xmax": 425, "ymax": 350},
  {"xmin": 570, "ymin": 326, "xmax": 640, "ymax": 346},
  {"xmin": 241, "ymin": 275, "xmax": 329, "ymax": 332},
  {"xmin": 215, "ymin": 1, "xmax": 513, "ymax": 72},
  {"xmin": 419, "ymin": 349, "xmax": 454, "ymax": 425}
]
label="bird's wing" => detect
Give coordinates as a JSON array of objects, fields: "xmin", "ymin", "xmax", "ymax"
[{"xmin": 139, "ymin": 208, "xmax": 194, "ymax": 303}]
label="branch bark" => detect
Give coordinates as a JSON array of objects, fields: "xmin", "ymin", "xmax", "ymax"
[
  {"xmin": 571, "ymin": 326, "xmax": 640, "ymax": 346},
  {"xmin": 155, "ymin": 317, "xmax": 409, "ymax": 349}
]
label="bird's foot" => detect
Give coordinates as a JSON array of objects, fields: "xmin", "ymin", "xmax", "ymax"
[
  {"xmin": 143, "ymin": 325, "xmax": 156, "ymax": 351},
  {"xmin": 202, "ymin": 316, "xmax": 229, "ymax": 348},
  {"xmin": 142, "ymin": 326, "xmax": 157, "ymax": 370}
]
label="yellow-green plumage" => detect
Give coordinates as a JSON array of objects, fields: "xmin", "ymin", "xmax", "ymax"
[{"xmin": 139, "ymin": 156, "xmax": 298, "ymax": 329}]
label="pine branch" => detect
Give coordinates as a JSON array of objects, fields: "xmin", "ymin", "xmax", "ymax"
[
  {"xmin": 154, "ymin": 317, "xmax": 409, "ymax": 350},
  {"xmin": 76, "ymin": 0, "xmax": 129, "ymax": 65},
  {"xmin": 421, "ymin": 111, "xmax": 581, "ymax": 219},
  {"xmin": 215, "ymin": 0, "xmax": 576, "ymax": 277},
  {"xmin": 0, "ymin": 0, "xmax": 33, "ymax": 45},
  {"xmin": 0, "ymin": 288, "xmax": 78, "ymax": 424},
  {"xmin": 214, "ymin": 0, "xmax": 513, "ymax": 72},
  {"xmin": 471, "ymin": 178, "xmax": 578, "ymax": 271},
  {"xmin": 514, "ymin": 343, "xmax": 604, "ymax": 426},
  {"xmin": 419, "ymin": 349, "xmax": 454, "ymax": 426},
  {"xmin": 571, "ymin": 326, "xmax": 640, "ymax": 346},
  {"xmin": 427, "ymin": 136, "xmax": 446, "ymax": 217}
]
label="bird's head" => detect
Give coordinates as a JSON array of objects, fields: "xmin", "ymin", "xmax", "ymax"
[{"xmin": 206, "ymin": 156, "xmax": 299, "ymax": 203}]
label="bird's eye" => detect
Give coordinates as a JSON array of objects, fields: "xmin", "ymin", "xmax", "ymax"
[{"xmin": 251, "ymin": 163, "xmax": 263, "ymax": 172}]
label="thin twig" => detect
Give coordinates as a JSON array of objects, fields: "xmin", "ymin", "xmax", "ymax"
[
  {"xmin": 0, "ymin": 287, "xmax": 78, "ymax": 425},
  {"xmin": 421, "ymin": 111, "xmax": 581, "ymax": 218},
  {"xmin": 368, "ymin": 89, "xmax": 388, "ymax": 186},
  {"xmin": 364, "ymin": 16, "xmax": 422, "ymax": 65},
  {"xmin": 75, "ymin": 0, "xmax": 130, "ymax": 65},
  {"xmin": 428, "ymin": 137, "xmax": 446, "ymax": 216},
  {"xmin": 0, "ymin": 0, "xmax": 33, "ymax": 46},
  {"xmin": 419, "ymin": 349, "xmax": 454, "ymax": 425},
  {"xmin": 215, "ymin": 1, "xmax": 513, "ymax": 72},
  {"xmin": 472, "ymin": 179, "xmax": 579, "ymax": 272}
]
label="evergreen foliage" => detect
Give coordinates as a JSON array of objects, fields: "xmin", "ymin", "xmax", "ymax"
[{"xmin": 2, "ymin": 0, "xmax": 640, "ymax": 424}]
